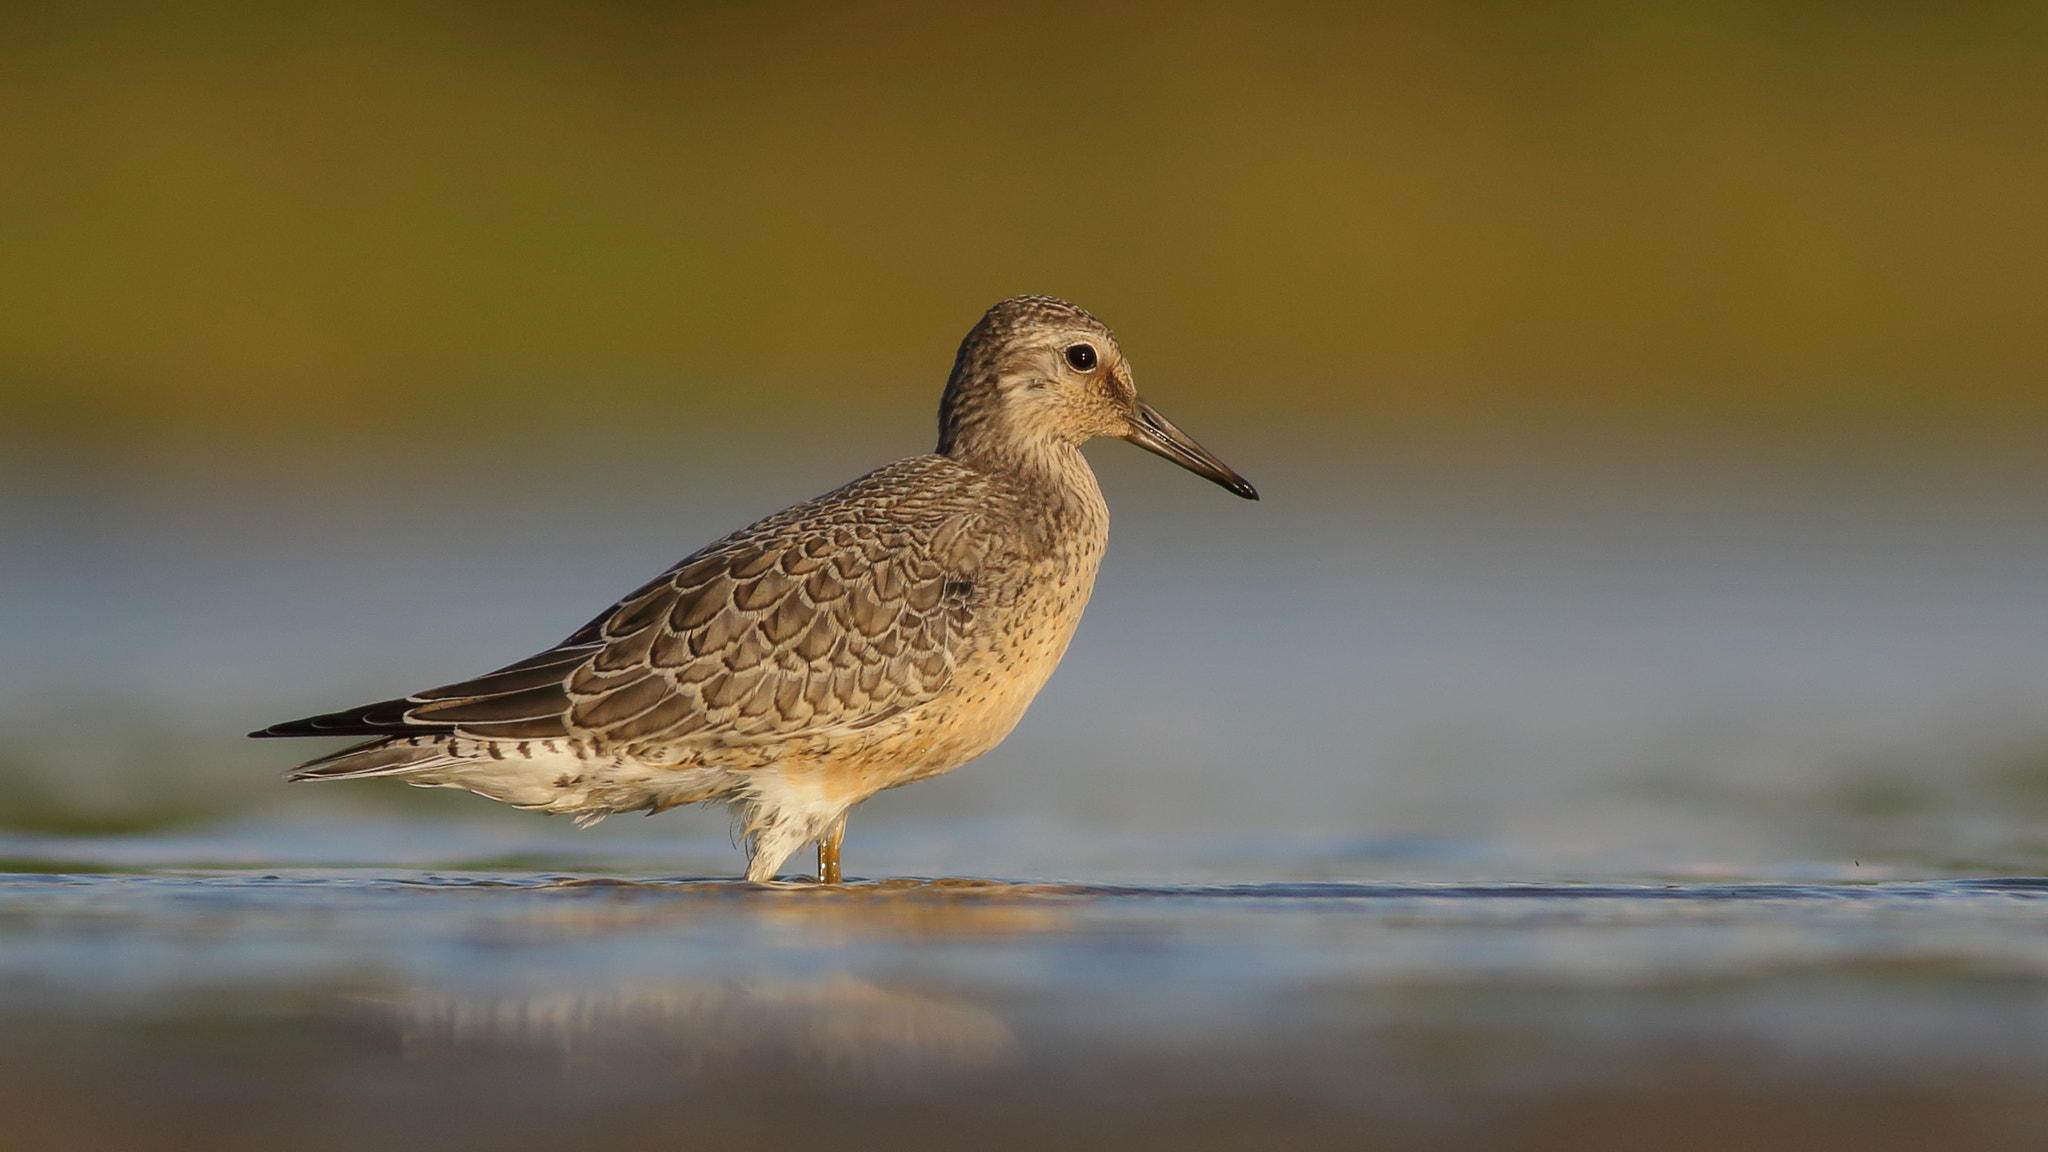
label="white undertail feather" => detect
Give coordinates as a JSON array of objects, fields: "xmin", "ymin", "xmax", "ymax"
[
  {"xmin": 298, "ymin": 735, "xmax": 847, "ymax": 877},
  {"xmin": 294, "ymin": 736, "xmax": 731, "ymax": 830}
]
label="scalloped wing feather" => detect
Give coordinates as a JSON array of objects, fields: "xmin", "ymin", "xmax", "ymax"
[{"xmin": 252, "ymin": 456, "xmax": 1006, "ymax": 750}]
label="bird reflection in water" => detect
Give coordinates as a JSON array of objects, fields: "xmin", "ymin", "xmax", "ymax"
[
  {"xmin": 391, "ymin": 976, "xmax": 1017, "ymax": 1080},
  {"xmin": 485, "ymin": 877, "xmax": 1087, "ymax": 941}
]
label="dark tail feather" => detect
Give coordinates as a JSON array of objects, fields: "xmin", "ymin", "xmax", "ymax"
[
  {"xmin": 251, "ymin": 647, "xmax": 590, "ymax": 740},
  {"xmin": 249, "ymin": 696, "xmax": 430, "ymax": 740},
  {"xmin": 286, "ymin": 737, "xmax": 453, "ymax": 782}
]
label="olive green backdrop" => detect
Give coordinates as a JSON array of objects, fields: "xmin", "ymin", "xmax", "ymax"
[{"xmin": 2, "ymin": 1, "xmax": 2044, "ymax": 446}]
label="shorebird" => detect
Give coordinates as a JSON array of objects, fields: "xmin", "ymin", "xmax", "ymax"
[{"xmin": 252, "ymin": 296, "xmax": 1256, "ymax": 882}]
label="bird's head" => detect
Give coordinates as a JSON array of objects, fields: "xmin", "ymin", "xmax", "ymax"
[{"xmin": 937, "ymin": 295, "xmax": 1257, "ymax": 500}]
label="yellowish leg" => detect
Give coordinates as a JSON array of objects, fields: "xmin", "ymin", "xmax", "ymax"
[{"xmin": 817, "ymin": 815, "xmax": 847, "ymax": 885}]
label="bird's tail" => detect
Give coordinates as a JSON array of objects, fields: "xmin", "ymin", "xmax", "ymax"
[{"xmin": 286, "ymin": 736, "xmax": 468, "ymax": 782}]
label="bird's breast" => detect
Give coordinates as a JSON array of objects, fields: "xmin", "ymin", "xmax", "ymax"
[
  {"xmin": 869, "ymin": 512, "xmax": 1107, "ymax": 777},
  {"xmin": 758, "ymin": 458, "xmax": 1112, "ymax": 795}
]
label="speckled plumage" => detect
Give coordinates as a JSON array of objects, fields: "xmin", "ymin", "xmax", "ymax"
[{"xmin": 253, "ymin": 296, "xmax": 1255, "ymax": 881}]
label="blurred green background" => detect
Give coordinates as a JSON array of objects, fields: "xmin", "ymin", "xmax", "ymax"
[{"xmin": 3, "ymin": 0, "xmax": 2045, "ymax": 448}]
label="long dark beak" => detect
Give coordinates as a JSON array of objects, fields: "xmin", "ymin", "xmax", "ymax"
[{"xmin": 1122, "ymin": 399, "xmax": 1259, "ymax": 500}]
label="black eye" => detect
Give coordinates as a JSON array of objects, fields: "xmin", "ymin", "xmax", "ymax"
[{"xmin": 1064, "ymin": 343, "xmax": 1097, "ymax": 372}]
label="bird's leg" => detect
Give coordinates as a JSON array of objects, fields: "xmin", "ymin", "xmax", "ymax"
[{"xmin": 817, "ymin": 815, "xmax": 847, "ymax": 885}]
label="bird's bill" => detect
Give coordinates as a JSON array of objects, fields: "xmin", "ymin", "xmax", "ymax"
[{"xmin": 1122, "ymin": 399, "xmax": 1259, "ymax": 500}]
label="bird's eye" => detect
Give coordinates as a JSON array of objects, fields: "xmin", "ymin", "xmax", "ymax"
[{"xmin": 1064, "ymin": 343, "xmax": 1098, "ymax": 371}]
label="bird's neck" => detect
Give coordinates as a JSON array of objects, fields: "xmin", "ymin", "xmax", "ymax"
[{"xmin": 947, "ymin": 433, "xmax": 1108, "ymax": 543}]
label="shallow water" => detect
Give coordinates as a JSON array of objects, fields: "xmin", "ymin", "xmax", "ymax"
[
  {"xmin": 6, "ymin": 870, "xmax": 2048, "ymax": 1150},
  {"xmin": 5, "ymin": 439, "xmax": 2048, "ymax": 1146}
]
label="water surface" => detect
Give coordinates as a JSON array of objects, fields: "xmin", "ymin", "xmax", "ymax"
[
  {"xmin": 4, "ymin": 441, "xmax": 2048, "ymax": 1148},
  {"xmin": 5, "ymin": 870, "xmax": 2048, "ymax": 1150}
]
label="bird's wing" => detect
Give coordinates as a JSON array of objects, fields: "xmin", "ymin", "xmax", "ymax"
[{"xmin": 254, "ymin": 463, "xmax": 998, "ymax": 747}]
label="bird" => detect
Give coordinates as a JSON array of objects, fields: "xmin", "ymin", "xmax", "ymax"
[{"xmin": 251, "ymin": 295, "xmax": 1257, "ymax": 883}]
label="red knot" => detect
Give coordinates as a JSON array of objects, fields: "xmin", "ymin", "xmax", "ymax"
[{"xmin": 253, "ymin": 296, "xmax": 1256, "ymax": 882}]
